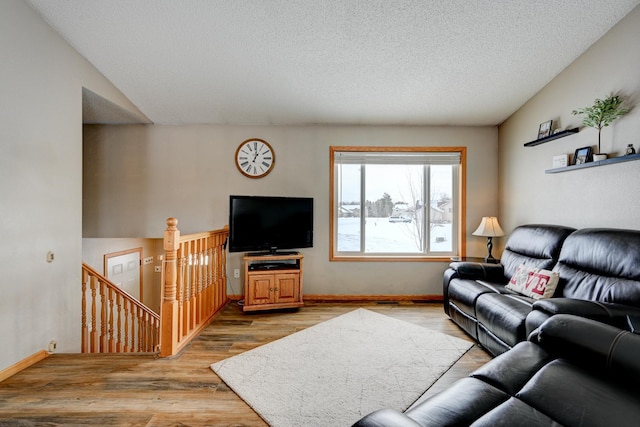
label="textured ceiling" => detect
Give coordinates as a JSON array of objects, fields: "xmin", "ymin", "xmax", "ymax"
[{"xmin": 27, "ymin": 0, "xmax": 640, "ymax": 126}]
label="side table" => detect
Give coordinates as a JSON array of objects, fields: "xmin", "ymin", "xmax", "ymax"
[{"xmin": 450, "ymin": 256, "xmax": 500, "ymax": 264}]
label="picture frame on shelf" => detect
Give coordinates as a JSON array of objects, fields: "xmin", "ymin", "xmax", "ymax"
[
  {"xmin": 552, "ymin": 154, "xmax": 568, "ymax": 168},
  {"xmin": 572, "ymin": 146, "xmax": 592, "ymax": 165},
  {"xmin": 538, "ymin": 120, "xmax": 553, "ymax": 139}
]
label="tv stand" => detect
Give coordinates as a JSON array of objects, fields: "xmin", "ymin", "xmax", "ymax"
[
  {"xmin": 247, "ymin": 250, "xmax": 300, "ymax": 257},
  {"xmin": 243, "ymin": 252, "xmax": 304, "ymax": 312}
]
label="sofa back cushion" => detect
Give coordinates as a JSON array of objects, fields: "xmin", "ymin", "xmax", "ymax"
[
  {"xmin": 501, "ymin": 225, "xmax": 576, "ymax": 281},
  {"xmin": 556, "ymin": 228, "xmax": 640, "ymax": 306}
]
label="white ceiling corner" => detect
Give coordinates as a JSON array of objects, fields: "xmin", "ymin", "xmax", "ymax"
[{"xmin": 27, "ymin": 0, "xmax": 640, "ymax": 126}]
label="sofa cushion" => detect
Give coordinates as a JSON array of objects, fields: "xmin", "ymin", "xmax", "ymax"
[
  {"xmin": 556, "ymin": 228, "xmax": 640, "ymax": 306},
  {"xmin": 476, "ymin": 293, "xmax": 533, "ymax": 350},
  {"xmin": 505, "ymin": 264, "xmax": 559, "ymax": 299},
  {"xmin": 516, "ymin": 359, "xmax": 640, "ymax": 427},
  {"xmin": 470, "ymin": 397, "xmax": 558, "ymax": 427},
  {"xmin": 534, "ymin": 313, "xmax": 640, "ymax": 384},
  {"xmin": 398, "ymin": 377, "xmax": 510, "ymax": 426},
  {"xmin": 500, "ymin": 224, "xmax": 576, "ymax": 280},
  {"xmin": 448, "ymin": 279, "xmax": 510, "ymax": 317}
]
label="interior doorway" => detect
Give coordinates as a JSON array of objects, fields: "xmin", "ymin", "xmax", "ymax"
[{"xmin": 104, "ymin": 247, "xmax": 143, "ymax": 302}]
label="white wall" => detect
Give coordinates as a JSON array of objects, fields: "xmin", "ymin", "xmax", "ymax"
[
  {"xmin": 0, "ymin": 0, "xmax": 147, "ymax": 371},
  {"xmin": 83, "ymin": 124, "xmax": 498, "ymax": 298},
  {"xmin": 499, "ymin": 5, "xmax": 640, "ymax": 234}
]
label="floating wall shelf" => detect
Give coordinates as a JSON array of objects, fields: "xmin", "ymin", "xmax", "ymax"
[
  {"xmin": 524, "ymin": 128, "xmax": 579, "ymax": 147},
  {"xmin": 546, "ymin": 152, "xmax": 640, "ymax": 174}
]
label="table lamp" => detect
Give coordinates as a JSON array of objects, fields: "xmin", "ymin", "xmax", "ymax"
[{"xmin": 472, "ymin": 217, "xmax": 505, "ymax": 263}]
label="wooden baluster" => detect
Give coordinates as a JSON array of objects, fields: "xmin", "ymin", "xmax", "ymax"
[
  {"xmin": 132, "ymin": 304, "xmax": 137, "ymax": 352},
  {"xmin": 90, "ymin": 275, "xmax": 98, "ymax": 353},
  {"xmin": 116, "ymin": 294, "xmax": 122, "ymax": 352},
  {"xmin": 194, "ymin": 239, "xmax": 201, "ymax": 326},
  {"xmin": 185, "ymin": 242, "xmax": 192, "ymax": 333},
  {"xmin": 141, "ymin": 312, "xmax": 147, "ymax": 352},
  {"xmin": 142, "ymin": 309, "xmax": 148, "ymax": 351},
  {"xmin": 154, "ymin": 316, "xmax": 160, "ymax": 351},
  {"xmin": 179, "ymin": 250, "xmax": 186, "ymax": 340},
  {"xmin": 99, "ymin": 281, "xmax": 107, "ymax": 352},
  {"xmin": 145, "ymin": 312, "xmax": 152, "ymax": 352},
  {"xmin": 215, "ymin": 240, "xmax": 222, "ymax": 310},
  {"xmin": 108, "ymin": 287, "xmax": 115, "ymax": 352},
  {"xmin": 216, "ymin": 236, "xmax": 223, "ymax": 309},
  {"xmin": 137, "ymin": 305, "xmax": 143, "ymax": 352},
  {"xmin": 123, "ymin": 299, "xmax": 130, "ymax": 352},
  {"xmin": 202, "ymin": 243, "xmax": 209, "ymax": 319},
  {"xmin": 160, "ymin": 217, "xmax": 180, "ymax": 357},
  {"xmin": 207, "ymin": 238, "xmax": 213, "ymax": 316},
  {"xmin": 204, "ymin": 238, "xmax": 209, "ymax": 318},
  {"xmin": 207, "ymin": 242, "xmax": 214, "ymax": 316},
  {"xmin": 194, "ymin": 240, "xmax": 199, "ymax": 325},
  {"xmin": 190, "ymin": 240, "xmax": 197, "ymax": 330},
  {"xmin": 213, "ymin": 238, "xmax": 219, "ymax": 310},
  {"xmin": 81, "ymin": 268, "xmax": 88, "ymax": 353}
]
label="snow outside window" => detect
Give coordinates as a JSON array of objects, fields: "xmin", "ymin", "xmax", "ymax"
[{"xmin": 331, "ymin": 147, "xmax": 464, "ymax": 260}]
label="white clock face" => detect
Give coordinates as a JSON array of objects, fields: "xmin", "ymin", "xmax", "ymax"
[{"xmin": 235, "ymin": 138, "xmax": 275, "ymax": 178}]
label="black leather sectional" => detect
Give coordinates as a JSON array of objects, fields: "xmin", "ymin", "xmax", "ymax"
[
  {"xmin": 443, "ymin": 225, "xmax": 640, "ymax": 355},
  {"xmin": 353, "ymin": 314, "xmax": 640, "ymax": 427},
  {"xmin": 353, "ymin": 224, "xmax": 640, "ymax": 426}
]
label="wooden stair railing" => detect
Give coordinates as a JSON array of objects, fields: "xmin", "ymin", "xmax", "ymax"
[
  {"xmin": 81, "ymin": 263, "xmax": 160, "ymax": 353},
  {"xmin": 160, "ymin": 218, "xmax": 229, "ymax": 357}
]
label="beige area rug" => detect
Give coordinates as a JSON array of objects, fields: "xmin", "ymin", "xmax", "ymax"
[{"xmin": 211, "ymin": 308, "xmax": 472, "ymax": 427}]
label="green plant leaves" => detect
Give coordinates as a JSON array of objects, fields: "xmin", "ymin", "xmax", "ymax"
[{"xmin": 572, "ymin": 95, "xmax": 629, "ymax": 130}]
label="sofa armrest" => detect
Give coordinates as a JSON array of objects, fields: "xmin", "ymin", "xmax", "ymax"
[
  {"xmin": 447, "ymin": 261, "xmax": 504, "ymax": 281},
  {"xmin": 443, "ymin": 262, "xmax": 506, "ymax": 315},
  {"xmin": 351, "ymin": 408, "xmax": 423, "ymax": 427},
  {"xmin": 533, "ymin": 314, "xmax": 640, "ymax": 384},
  {"xmin": 527, "ymin": 298, "xmax": 640, "ymax": 333}
]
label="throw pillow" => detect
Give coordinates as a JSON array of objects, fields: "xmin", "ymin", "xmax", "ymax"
[{"xmin": 506, "ymin": 264, "xmax": 559, "ymax": 299}]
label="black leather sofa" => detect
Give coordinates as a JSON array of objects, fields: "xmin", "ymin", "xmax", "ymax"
[
  {"xmin": 443, "ymin": 225, "xmax": 640, "ymax": 356},
  {"xmin": 353, "ymin": 314, "xmax": 640, "ymax": 427}
]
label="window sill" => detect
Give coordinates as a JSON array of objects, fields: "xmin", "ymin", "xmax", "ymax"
[{"xmin": 330, "ymin": 255, "xmax": 454, "ymax": 262}]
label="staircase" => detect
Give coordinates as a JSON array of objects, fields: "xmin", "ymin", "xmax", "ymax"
[
  {"xmin": 81, "ymin": 263, "xmax": 159, "ymax": 353},
  {"xmin": 81, "ymin": 219, "xmax": 229, "ymax": 356}
]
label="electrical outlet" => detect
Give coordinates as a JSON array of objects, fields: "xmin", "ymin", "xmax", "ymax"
[
  {"xmin": 48, "ymin": 340, "xmax": 57, "ymax": 352},
  {"xmin": 143, "ymin": 256, "xmax": 154, "ymax": 265},
  {"xmin": 233, "ymin": 268, "xmax": 240, "ymax": 278}
]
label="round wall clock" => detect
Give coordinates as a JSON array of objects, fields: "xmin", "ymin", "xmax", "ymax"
[{"xmin": 235, "ymin": 138, "xmax": 275, "ymax": 178}]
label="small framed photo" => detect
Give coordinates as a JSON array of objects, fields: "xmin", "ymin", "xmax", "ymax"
[
  {"xmin": 538, "ymin": 120, "xmax": 553, "ymax": 139},
  {"xmin": 572, "ymin": 146, "xmax": 592, "ymax": 165},
  {"xmin": 552, "ymin": 154, "xmax": 568, "ymax": 168}
]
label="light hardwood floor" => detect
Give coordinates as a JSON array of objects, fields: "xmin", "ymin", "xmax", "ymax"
[{"xmin": 0, "ymin": 301, "xmax": 491, "ymax": 426}]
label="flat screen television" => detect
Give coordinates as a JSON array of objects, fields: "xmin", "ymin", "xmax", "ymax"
[{"xmin": 228, "ymin": 195, "xmax": 313, "ymax": 254}]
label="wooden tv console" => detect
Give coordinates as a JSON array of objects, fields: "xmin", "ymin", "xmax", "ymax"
[{"xmin": 242, "ymin": 252, "xmax": 304, "ymax": 312}]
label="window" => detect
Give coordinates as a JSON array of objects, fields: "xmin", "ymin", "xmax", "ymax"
[{"xmin": 330, "ymin": 146, "xmax": 466, "ymax": 261}]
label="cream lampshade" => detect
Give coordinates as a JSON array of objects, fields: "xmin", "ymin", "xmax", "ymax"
[{"xmin": 472, "ymin": 217, "xmax": 505, "ymax": 263}]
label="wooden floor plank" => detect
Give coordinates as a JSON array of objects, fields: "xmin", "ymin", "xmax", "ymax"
[{"xmin": 0, "ymin": 302, "xmax": 490, "ymax": 426}]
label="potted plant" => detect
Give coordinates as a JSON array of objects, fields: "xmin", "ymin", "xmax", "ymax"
[{"xmin": 572, "ymin": 94, "xmax": 629, "ymax": 160}]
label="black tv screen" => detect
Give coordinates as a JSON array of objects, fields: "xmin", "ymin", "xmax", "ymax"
[{"xmin": 228, "ymin": 195, "xmax": 313, "ymax": 253}]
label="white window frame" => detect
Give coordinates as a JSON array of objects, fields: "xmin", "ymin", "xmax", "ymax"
[{"xmin": 330, "ymin": 146, "xmax": 466, "ymax": 261}]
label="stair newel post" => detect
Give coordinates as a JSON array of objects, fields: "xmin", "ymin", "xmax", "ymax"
[{"xmin": 160, "ymin": 217, "xmax": 181, "ymax": 357}]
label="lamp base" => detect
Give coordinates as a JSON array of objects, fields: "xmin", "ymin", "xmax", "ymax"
[{"xmin": 484, "ymin": 237, "xmax": 499, "ymax": 264}]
